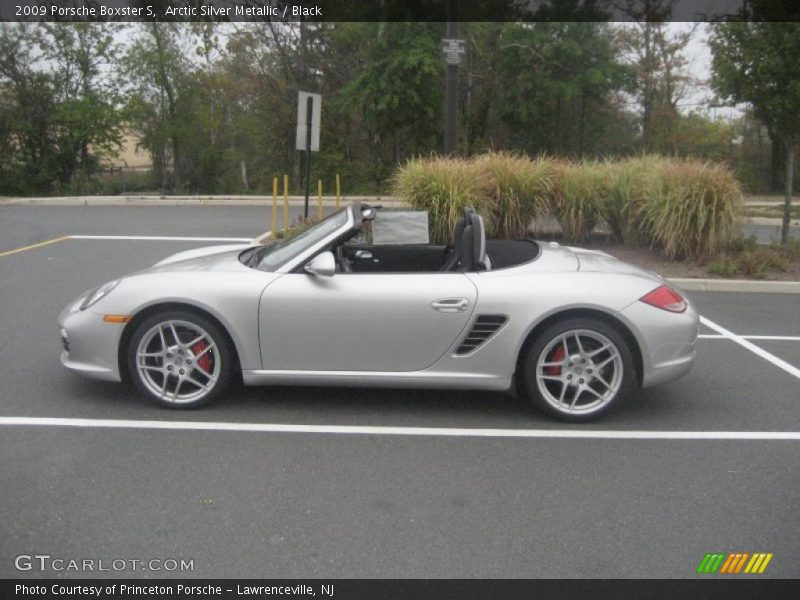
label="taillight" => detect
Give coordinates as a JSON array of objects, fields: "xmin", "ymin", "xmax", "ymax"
[{"xmin": 640, "ymin": 285, "xmax": 687, "ymax": 313}]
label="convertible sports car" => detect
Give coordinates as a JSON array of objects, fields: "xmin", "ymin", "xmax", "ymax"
[{"xmin": 58, "ymin": 204, "xmax": 698, "ymax": 422}]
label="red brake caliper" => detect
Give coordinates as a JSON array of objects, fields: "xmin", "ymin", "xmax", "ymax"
[
  {"xmin": 192, "ymin": 341, "xmax": 213, "ymax": 373},
  {"xmin": 545, "ymin": 345, "xmax": 566, "ymax": 376}
]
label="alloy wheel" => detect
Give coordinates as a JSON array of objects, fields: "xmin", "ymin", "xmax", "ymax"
[
  {"xmin": 535, "ymin": 329, "xmax": 623, "ymax": 416},
  {"xmin": 135, "ymin": 319, "xmax": 221, "ymax": 404}
]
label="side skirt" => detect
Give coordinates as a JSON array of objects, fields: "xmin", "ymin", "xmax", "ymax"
[{"xmin": 241, "ymin": 369, "xmax": 511, "ymax": 391}]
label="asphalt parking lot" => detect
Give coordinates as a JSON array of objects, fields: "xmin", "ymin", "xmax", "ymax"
[
  {"xmin": 741, "ymin": 222, "xmax": 800, "ymax": 244},
  {"xmin": 1, "ymin": 204, "xmax": 799, "ymax": 579}
]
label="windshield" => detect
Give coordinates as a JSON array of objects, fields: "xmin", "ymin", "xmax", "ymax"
[{"xmin": 244, "ymin": 209, "xmax": 350, "ymax": 271}]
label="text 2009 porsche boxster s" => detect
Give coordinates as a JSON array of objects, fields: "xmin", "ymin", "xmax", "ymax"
[{"xmin": 59, "ymin": 204, "xmax": 698, "ymax": 422}]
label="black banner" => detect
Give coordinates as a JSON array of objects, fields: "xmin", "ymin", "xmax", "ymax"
[
  {"xmin": 3, "ymin": 0, "xmax": 800, "ymax": 23},
  {"xmin": 3, "ymin": 579, "xmax": 800, "ymax": 600}
]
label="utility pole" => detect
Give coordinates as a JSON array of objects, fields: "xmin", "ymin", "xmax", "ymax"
[{"xmin": 443, "ymin": 0, "xmax": 462, "ymax": 155}]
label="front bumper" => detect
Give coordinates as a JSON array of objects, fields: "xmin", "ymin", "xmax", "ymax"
[{"xmin": 58, "ymin": 305, "xmax": 124, "ymax": 382}]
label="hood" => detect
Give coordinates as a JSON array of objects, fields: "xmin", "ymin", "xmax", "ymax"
[
  {"xmin": 567, "ymin": 245, "xmax": 661, "ymax": 280},
  {"xmin": 145, "ymin": 243, "xmax": 256, "ymax": 273}
]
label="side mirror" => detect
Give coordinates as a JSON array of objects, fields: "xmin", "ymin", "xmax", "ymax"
[{"xmin": 304, "ymin": 251, "xmax": 335, "ymax": 277}]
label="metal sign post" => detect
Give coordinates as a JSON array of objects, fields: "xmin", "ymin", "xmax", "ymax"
[{"xmin": 296, "ymin": 91, "xmax": 322, "ymax": 219}]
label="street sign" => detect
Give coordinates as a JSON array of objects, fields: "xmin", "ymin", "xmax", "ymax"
[
  {"xmin": 296, "ymin": 91, "xmax": 321, "ymax": 152},
  {"xmin": 441, "ymin": 38, "xmax": 466, "ymax": 66}
]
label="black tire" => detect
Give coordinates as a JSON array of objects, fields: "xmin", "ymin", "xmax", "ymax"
[
  {"xmin": 127, "ymin": 310, "xmax": 235, "ymax": 409},
  {"xmin": 521, "ymin": 317, "xmax": 637, "ymax": 422}
]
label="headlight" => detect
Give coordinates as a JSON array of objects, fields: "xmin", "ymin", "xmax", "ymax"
[{"xmin": 79, "ymin": 280, "xmax": 120, "ymax": 311}]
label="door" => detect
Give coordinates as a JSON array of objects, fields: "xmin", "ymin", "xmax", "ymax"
[{"xmin": 259, "ymin": 272, "xmax": 478, "ymax": 372}]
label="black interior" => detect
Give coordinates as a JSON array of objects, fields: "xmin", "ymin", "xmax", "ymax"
[
  {"xmin": 336, "ymin": 238, "xmax": 539, "ymax": 273},
  {"xmin": 341, "ymin": 244, "xmax": 449, "ymax": 273},
  {"xmin": 322, "ymin": 205, "xmax": 541, "ymax": 274}
]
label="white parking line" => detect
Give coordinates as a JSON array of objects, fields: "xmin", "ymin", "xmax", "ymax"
[
  {"xmin": 699, "ymin": 334, "xmax": 800, "ymax": 341},
  {"xmin": 700, "ymin": 316, "xmax": 800, "ymax": 380},
  {"xmin": 69, "ymin": 235, "xmax": 254, "ymax": 242},
  {"xmin": 0, "ymin": 416, "xmax": 799, "ymax": 440}
]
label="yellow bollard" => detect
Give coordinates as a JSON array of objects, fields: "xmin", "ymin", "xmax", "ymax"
[
  {"xmin": 318, "ymin": 179, "xmax": 324, "ymax": 219},
  {"xmin": 283, "ymin": 174, "xmax": 289, "ymax": 230},
  {"xmin": 271, "ymin": 176, "xmax": 278, "ymax": 234},
  {"xmin": 335, "ymin": 173, "xmax": 341, "ymax": 209}
]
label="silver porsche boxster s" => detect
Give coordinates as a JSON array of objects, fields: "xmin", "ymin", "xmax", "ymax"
[{"xmin": 58, "ymin": 204, "xmax": 698, "ymax": 422}]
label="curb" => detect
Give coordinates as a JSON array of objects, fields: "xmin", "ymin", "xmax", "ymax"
[{"xmin": 668, "ymin": 278, "xmax": 800, "ymax": 294}]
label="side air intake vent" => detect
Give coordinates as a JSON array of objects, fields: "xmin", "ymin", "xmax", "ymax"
[{"xmin": 455, "ymin": 315, "xmax": 508, "ymax": 355}]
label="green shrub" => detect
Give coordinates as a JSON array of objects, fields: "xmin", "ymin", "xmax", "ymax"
[
  {"xmin": 708, "ymin": 245, "xmax": 790, "ymax": 279},
  {"xmin": 49, "ymin": 171, "xmax": 157, "ymax": 196},
  {"xmin": 735, "ymin": 251, "xmax": 768, "ymax": 279},
  {"xmin": 392, "ymin": 156, "xmax": 486, "ymax": 244},
  {"xmin": 471, "ymin": 152, "xmax": 555, "ymax": 239},
  {"xmin": 728, "ymin": 234, "xmax": 759, "ymax": 253},
  {"xmin": 640, "ymin": 159, "xmax": 742, "ymax": 259},
  {"xmin": 769, "ymin": 238, "xmax": 800, "ymax": 260},
  {"xmin": 708, "ymin": 256, "xmax": 741, "ymax": 278},
  {"xmin": 271, "ymin": 215, "xmax": 322, "ymax": 240}
]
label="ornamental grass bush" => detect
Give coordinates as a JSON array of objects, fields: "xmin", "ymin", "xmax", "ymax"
[
  {"xmin": 602, "ymin": 156, "xmax": 668, "ymax": 246},
  {"xmin": 637, "ymin": 158, "xmax": 743, "ymax": 258},
  {"xmin": 392, "ymin": 156, "xmax": 486, "ymax": 244},
  {"xmin": 550, "ymin": 160, "xmax": 607, "ymax": 243},
  {"xmin": 392, "ymin": 153, "xmax": 743, "ymax": 259},
  {"xmin": 471, "ymin": 152, "xmax": 555, "ymax": 239}
]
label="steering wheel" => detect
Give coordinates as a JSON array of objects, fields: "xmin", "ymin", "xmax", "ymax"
[{"xmin": 336, "ymin": 245, "xmax": 352, "ymax": 273}]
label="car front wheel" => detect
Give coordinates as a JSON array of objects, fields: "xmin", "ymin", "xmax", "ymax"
[
  {"xmin": 127, "ymin": 310, "xmax": 234, "ymax": 409},
  {"xmin": 522, "ymin": 318, "xmax": 636, "ymax": 422}
]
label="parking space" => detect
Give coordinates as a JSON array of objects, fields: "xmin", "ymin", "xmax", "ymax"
[
  {"xmin": 1, "ymin": 206, "xmax": 799, "ymax": 578},
  {"xmin": 0, "ymin": 204, "xmax": 307, "ymax": 249},
  {"xmin": 691, "ymin": 291, "xmax": 800, "ymax": 338},
  {"xmin": 749, "ymin": 340, "xmax": 800, "ymax": 369}
]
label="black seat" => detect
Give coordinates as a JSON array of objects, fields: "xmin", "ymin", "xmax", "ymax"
[
  {"xmin": 460, "ymin": 212, "xmax": 491, "ymax": 272},
  {"xmin": 440, "ymin": 207, "xmax": 474, "ymax": 271},
  {"xmin": 440, "ymin": 207, "xmax": 491, "ymax": 272}
]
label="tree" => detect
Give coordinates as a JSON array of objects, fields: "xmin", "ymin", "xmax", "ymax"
[
  {"xmin": 711, "ymin": 22, "xmax": 800, "ymax": 243},
  {"xmin": 0, "ymin": 23, "xmax": 123, "ymax": 194},
  {"xmin": 459, "ymin": 23, "xmax": 504, "ymax": 153},
  {"xmin": 121, "ymin": 23, "xmax": 190, "ymax": 191},
  {"xmin": 342, "ymin": 23, "xmax": 443, "ymax": 181},
  {"xmin": 0, "ymin": 24, "xmax": 63, "ymax": 193},
  {"xmin": 617, "ymin": 18, "xmax": 699, "ymax": 152},
  {"xmin": 38, "ymin": 23, "xmax": 123, "ymax": 186},
  {"xmin": 493, "ymin": 22, "xmax": 633, "ymax": 156}
]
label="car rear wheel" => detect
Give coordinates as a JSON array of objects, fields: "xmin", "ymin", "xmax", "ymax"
[
  {"xmin": 127, "ymin": 310, "xmax": 234, "ymax": 409},
  {"xmin": 521, "ymin": 318, "xmax": 636, "ymax": 422}
]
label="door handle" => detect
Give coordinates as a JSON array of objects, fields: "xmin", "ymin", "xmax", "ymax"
[
  {"xmin": 354, "ymin": 250, "xmax": 373, "ymax": 260},
  {"xmin": 431, "ymin": 298, "xmax": 469, "ymax": 313}
]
